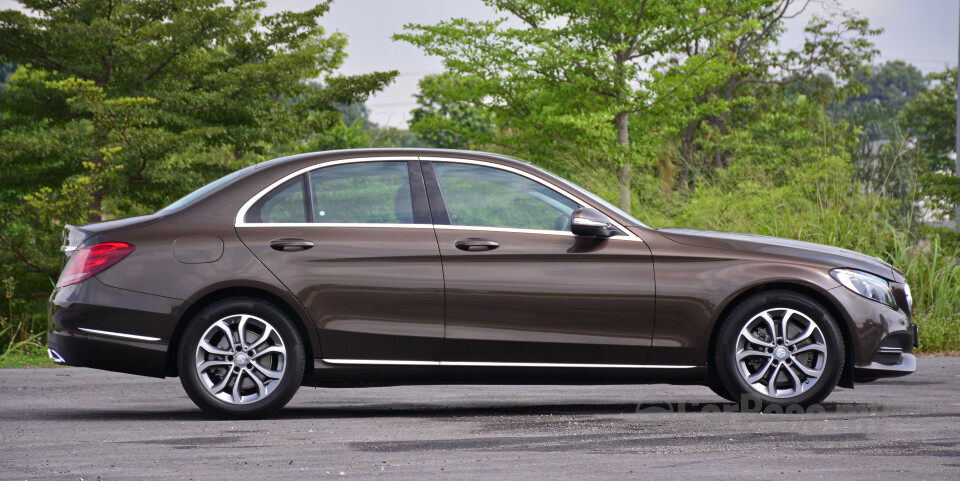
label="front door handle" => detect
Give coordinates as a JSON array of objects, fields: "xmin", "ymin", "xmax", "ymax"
[
  {"xmin": 455, "ymin": 238, "xmax": 499, "ymax": 252},
  {"xmin": 269, "ymin": 238, "xmax": 314, "ymax": 252}
]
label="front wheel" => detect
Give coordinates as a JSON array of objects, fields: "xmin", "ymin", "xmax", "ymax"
[
  {"xmin": 178, "ymin": 298, "xmax": 305, "ymax": 419},
  {"xmin": 713, "ymin": 291, "xmax": 844, "ymax": 407}
]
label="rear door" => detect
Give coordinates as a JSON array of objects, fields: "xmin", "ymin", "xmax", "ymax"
[{"xmin": 236, "ymin": 159, "xmax": 445, "ymax": 363}]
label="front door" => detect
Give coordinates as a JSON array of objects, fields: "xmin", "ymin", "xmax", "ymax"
[
  {"xmin": 423, "ymin": 160, "xmax": 656, "ymax": 366},
  {"xmin": 236, "ymin": 160, "xmax": 444, "ymax": 362}
]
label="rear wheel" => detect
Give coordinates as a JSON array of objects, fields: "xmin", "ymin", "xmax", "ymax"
[
  {"xmin": 178, "ymin": 298, "xmax": 304, "ymax": 419},
  {"xmin": 714, "ymin": 291, "xmax": 844, "ymax": 407}
]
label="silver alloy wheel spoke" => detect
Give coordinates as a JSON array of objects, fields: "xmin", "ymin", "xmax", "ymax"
[
  {"xmin": 251, "ymin": 346, "xmax": 284, "ymax": 358},
  {"xmin": 737, "ymin": 349, "xmax": 771, "ymax": 362},
  {"xmin": 759, "ymin": 313, "xmax": 778, "ymax": 343},
  {"xmin": 789, "ymin": 358, "xmax": 821, "ymax": 378},
  {"xmin": 209, "ymin": 368, "xmax": 236, "ymax": 394},
  {"xmin": 735, "ymin": 307, "xmax": 827, "ymax": 398},
  {"xmin": 746, "ymin": 357, "xmax": 775, "ymax": 383},
  {"xmin": 786, "ymin": 322, "xmax": 817, "ymax": 347},
  {"xmin": 250, "ymin": 360, "xmax": 284, "ymax": 379},
  {"xmin": 237, "ymin": 315, "xmax": 252, "ymax": 350},
  {"xmin": 195, "ymin": 313, "xmax": 286, "ymax": 405},
  {"xmin": 197, "ymin": 359, "xmax": 232, "ymax": 371},
  {"xmin": 248, "ymin": 370, "xmax": 267, "ymax": 398},
  {"xmin": 247, "ymin": 324, "xmax": 274, "ymax": 352},
  {"xmin": 742, "ymin": 331, "xmax": 774, "ymax": 348},
  {"xmin": 793, "ymin": 343, "xmax": 826, "ymax": 355},
  {"xmin": 199, "ymin": 339, "xmax": 232, "ymax": 357},
  {"xmin": 766, "ymin": 363, "xmax": 782, "ymax": 396},
  {"xmin": 779, "ymin": 309, "xmax": 796, "ymax": 342},
  {"xmin": 783, "ymin": 362, "xmax": 804, "ymax": 393}
]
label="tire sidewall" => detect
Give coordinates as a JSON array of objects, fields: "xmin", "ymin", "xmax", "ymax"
[
  {"xmin": 714, "ymin": 291, "xmax": 844, "ymax": 407},
  {"xmin": 178, "ymin": 298, "xmax": 304, "ymax": 419}
]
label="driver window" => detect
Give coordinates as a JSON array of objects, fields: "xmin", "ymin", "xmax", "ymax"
[{"xmin": 433, "ymin": 163, "xmax": 578, "ymax": 231}]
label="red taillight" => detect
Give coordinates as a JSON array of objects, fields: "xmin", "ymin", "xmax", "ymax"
[{"xmin": 57, "ymin": 242, "xmax": 135, "ymax": 287}]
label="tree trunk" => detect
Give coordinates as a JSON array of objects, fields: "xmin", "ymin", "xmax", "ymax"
[
  {"xmin": 88, "ymin": 191, "xmax": 105, "ymax": 224},
  {"xmin": 614, "ymin": 111, "xmax": 631, "ymax": 212}
]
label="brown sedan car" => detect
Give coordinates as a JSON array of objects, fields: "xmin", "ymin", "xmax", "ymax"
[{"xmin": 48, "ymin": 149, "xmax": 917, "ymax": 418}]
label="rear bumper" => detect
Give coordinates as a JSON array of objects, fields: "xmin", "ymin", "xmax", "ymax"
[{"xmin": 47, "ymin": 277, "xmax": 184, "ymax": 378}]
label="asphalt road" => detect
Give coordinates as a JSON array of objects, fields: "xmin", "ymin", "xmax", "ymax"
[{"xmin": 1, "ymin": 357, "xmax": 958, "ymax": 480}]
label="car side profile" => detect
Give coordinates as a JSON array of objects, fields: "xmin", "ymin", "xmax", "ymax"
[{"xmin": 48, "ymin": 149, "xmax": 917, "ymax": 418}]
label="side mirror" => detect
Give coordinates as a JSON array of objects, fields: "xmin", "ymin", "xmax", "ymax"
[{"xmin": 571, "ymin": 207, "xmax": 618, "ymax": 238}]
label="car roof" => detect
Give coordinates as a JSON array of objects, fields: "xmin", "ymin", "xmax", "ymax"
[{"xmin": 251, "ymin": 148, "xmax": 534, "ymax": 172}]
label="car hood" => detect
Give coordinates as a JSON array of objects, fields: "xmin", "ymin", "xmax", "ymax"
[{"xmin": 657, "ymin": 228, "xmax": 902, "ymax": 282}]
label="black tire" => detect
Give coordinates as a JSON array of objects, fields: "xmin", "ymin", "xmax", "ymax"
[
  {"xmin": 706, "ymin": 372, "xmax": 737, "ymax": 403},
  {"xmin": 713, "ymin": 290, "xmax": 844, "ymax": 408},
  {"xmin": 178, "ymin": 297, "xmax": 305, "ymax": 419}
]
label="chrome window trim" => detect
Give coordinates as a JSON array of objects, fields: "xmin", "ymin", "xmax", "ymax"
[
  {"xmin": 322, "ymin": 359, "xmax": 696, "ymax": 369},
  {"xmin": 234, "ymin": 155, "xmax": 642, "ymax": 242},
  {"xmin": 237, "ymin": 222, "xmax": 434, "ymax": 229},
  {"xmin": 78, "ymin": 327, "xmax": 161, "ymax": 342}
]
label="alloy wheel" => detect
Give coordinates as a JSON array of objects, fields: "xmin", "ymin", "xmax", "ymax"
[
  {"xmin": 734, "ymin": 307, "xmax": 827, "ymax": 398},
  {"xmin": 194, "ymin": 314, "xmax": 287, "ymax": 404}
]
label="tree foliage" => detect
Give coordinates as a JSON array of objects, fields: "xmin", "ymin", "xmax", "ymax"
[
  {"xmin": 397, "ymin": 0, "xmax": 778, "ymax": 211},
  {"xmin": 0, "ymin": 0, "xmax": 397, "ymax": 294}
]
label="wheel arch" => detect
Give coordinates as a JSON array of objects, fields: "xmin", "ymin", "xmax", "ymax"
[
  {"xmin": 165, "ymin": 285, "xmax": 318, "ymax": 382},
  {"xmin": 705, "ymin": 282, "xmax": 855, "ymax": 390}
]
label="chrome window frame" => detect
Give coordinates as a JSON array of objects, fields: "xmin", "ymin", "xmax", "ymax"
[{"xmin": 235, "ymin": 155, "xmax": 642, "ymax": 243}]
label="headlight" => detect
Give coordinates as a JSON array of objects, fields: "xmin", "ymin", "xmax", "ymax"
[{"xmin": 830, "ymin": 268, "xmax": 897, "ymax": 308}]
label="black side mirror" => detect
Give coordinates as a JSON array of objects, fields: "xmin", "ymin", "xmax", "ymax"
[{"xmin": 570, "ymin": 207, "xmax": 619, "ymax": 238}]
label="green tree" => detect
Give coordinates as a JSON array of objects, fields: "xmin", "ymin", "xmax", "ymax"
[
  {"xmin": 0, "ymin": 0, "xmax": 397, "ymax": 294},
  {"xmin": 670, "ymin": 0, "xmax": 877, "ymax": 188},
  {"xmin": 900, "ymin": 68, "xmax": 960, "ymax": 222},
  {"xmin": 845, "ymin": 60, "xmax": 926, "ymax": 116},
  {"xmin": 397, "ymin": 0, "xmax": 769, "ymax": 212},
  {"xmin": 409, "ymin": 73, "xmax": 494, "ymax": 150}
]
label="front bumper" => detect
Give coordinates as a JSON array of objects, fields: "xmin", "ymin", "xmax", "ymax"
[
  {"xmin": 48, "ymin": 277, "xmax": 185, "ymax": 378},
  {"xmin": 827, "ymin": 283, "xmax": 917, "ymax": 383}
]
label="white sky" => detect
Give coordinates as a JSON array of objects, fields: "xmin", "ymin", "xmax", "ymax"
[{"xmin": 2, "ymin": 0, "xmax": 957, "ymax": 127}]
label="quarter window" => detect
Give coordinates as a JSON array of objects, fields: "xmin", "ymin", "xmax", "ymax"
[
  {"xmin": 433, "ymin": 163, "xmax": 579, "ymax": 231},
  {"xmin": 246, "ymin": 177, "xmax": 306, "ymax": 223}
]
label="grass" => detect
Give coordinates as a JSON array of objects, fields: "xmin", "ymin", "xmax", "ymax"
[
  {"xmin": 0, "ymin": 345, "xmax": 56, "ymax": 368},
  {"xmin": 916, "ymin": 311, "xmax": 960, "ymax": 354}
]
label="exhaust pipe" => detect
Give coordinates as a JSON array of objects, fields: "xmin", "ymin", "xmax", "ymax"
[{"xmin": 47, "ymin": 349, "xmax": 66, "ymax": 364}]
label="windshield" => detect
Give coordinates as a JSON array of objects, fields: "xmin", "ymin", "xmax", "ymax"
[
  {"xmin": 158, "ymin": 168, "xmax": 249, "ymax": 214},
  {"xmin": 525, "ymin": 163, "xmax": 650, "ymax": 228}
]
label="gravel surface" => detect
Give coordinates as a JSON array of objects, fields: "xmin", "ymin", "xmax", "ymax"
[{"xmin": 1, "ymin": 357, "xmax": 958, "ymax": 480}]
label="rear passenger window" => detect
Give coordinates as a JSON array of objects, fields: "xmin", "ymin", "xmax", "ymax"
[
  {"xmin": 243, "ymin": 161, "xmax": 415, "ymax": 224},
  {"xmin": 309, "ymin": 162, "xmax": 413, "ymax": 224}
]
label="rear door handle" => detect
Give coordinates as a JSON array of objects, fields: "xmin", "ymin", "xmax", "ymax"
[
  {"xmin": 269, "ymin": 238, "xmax": 314, "ymax": 252},
  {"xmin": 455, "ymin": 238, "xmax": 499, "ymax": 252}
]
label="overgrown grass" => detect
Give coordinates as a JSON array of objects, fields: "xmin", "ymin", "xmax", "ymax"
[
  {"xmin": 0, "ymin": 344, "xmax": 54, "ymax": 368},
  {"xmin": 0, "ymin": 277, "xmax": 49, "ymax": 367}
]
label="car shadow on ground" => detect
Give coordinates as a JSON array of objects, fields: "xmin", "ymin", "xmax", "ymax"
[{"xmin": 23, "ymin": 400, "xmax": 888, "ymax": 422}]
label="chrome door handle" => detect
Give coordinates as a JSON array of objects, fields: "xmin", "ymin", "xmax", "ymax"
[
  {"xmin": 455, "ymin": 238, "xmax": 499, "ymax": 252},
  {"xmin": 269, "ymin": 238, "xmax": 314, "ymax": 252}
]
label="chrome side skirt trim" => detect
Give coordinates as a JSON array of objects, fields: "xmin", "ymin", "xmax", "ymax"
[
  {"xmin": 323, "ymin": 359, "xmax": 440, "ymax": 366},
  {"xmin": 322, "ymin": 359, "xmax": 696, "ymax": 369},
  {"xmin": 440, "ymin": 361, "xmax": 696, "ymax": 369},
  {"xmin": 78, "ymin": 328, "xmax": 161, "ymax": 342}
]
